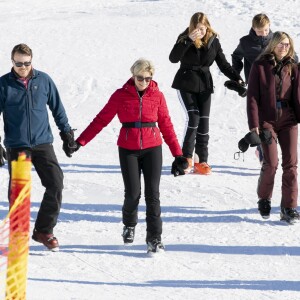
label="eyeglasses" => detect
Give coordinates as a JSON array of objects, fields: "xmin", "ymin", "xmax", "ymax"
[
  {"xmin": 13, "ymin": 60, "xmax": 32, "ymax": 67},
  {"xmin": 135, "ymin": 75, "xmax": 152, "ymax": 82},
  {"xmin": 277, "ymin": 42, "xmax": 290, "ymax": 49}
]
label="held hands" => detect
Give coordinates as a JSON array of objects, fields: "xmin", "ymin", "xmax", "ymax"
[
  {"xmin": 224, "ymin": 80, "xmax": 247, "ymax": 97},
  {"xmin": 60, "ymin": 129, "xmax": 81, "ymax": 158},
  {"xmin": 0, "ymin": 137, "xmax": 7, "ymax": 167},
  {"xmin": 171, "ymin": 156, "xmax": 189, "ymax": 177}
]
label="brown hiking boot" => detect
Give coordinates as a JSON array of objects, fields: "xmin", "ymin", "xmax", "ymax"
[{"xmin": 32, "ymin": 229, "xmax": 59, "ymax": 252}]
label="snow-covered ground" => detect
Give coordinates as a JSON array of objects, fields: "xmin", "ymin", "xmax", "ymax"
[{"xmin": 1, "ymin": 0, "xmax": 300, "ymax": 299}]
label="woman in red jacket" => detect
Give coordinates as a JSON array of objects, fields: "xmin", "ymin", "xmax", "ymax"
[
  {"xmin": 247, "ymin": 31, "xmax": 300, "ymax": 223},
  {"xmin": 73, "ymin": 59, "xmax": 187, "ymax": 253}
]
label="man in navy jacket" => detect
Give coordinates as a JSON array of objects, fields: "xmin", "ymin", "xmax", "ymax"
[{"xmin": 0, "ymin": 43, "xmax": 74, "ymax": 251}]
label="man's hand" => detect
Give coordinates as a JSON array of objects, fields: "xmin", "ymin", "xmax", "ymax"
[{"xmin": 60, "ymin": 129, "xmax": 80, "ymax": 157}]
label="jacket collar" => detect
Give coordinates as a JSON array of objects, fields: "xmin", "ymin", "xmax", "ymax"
[
  {"xmin": 9, "ymin": 68, "xmax": 37, "ymax": 80},
  {"xmin": 249, "ymin": 28, "xmax": 273, "ymax": 44},
  {"xmin": 263, "ymin": 53, "xmax": 294, "ymax": 66}
]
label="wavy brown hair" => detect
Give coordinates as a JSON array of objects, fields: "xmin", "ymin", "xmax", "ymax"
[
  {"xmin": 188, "ymin": 12, "xmax": 217, "ymax": 48},
  {"xmin": 177, "ymin": 12, "xmax": 217, "ymax": 48}
]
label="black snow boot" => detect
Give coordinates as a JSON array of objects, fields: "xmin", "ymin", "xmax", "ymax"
[
  {"xmin": 257, "ymin": 199, "xmax": 271, "ymax": 219},
  {"xmin": 147, "ymin": 239, "xmax": 165, "ymax": 254},
  {"xmin": 280, "ymin": 208, "xmax": 300, "ymax": 224},
  {"xmin": 122, "ymin": 226, "xmax": 135, "ymax": 244}
]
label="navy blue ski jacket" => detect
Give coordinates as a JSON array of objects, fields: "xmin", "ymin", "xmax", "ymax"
[{"xmin": 0, "ymin": 69, "xmax": 71, "ymax": 148}]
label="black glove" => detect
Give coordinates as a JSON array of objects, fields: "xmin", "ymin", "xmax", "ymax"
[
  {"xmin": 171, "ymin": 156, "xmax": 188, "ymax": 177},
  {"xmin": 59, "ymin": 129, "xmax": 80, "ymax": 157},
  {"xmin": 259, "ymin": 129, "xmax": 272, "ymax": 145},
  {"xmin": 224, "ymin": 80, "xmax": 247, "ymax": 97},
  {"xmin": 238, "ymin": 131, "xmax": 261, "ymax": 153},
  {"xmin": 0, "ymin": 137, "xmax": 6, "ymax": 167}
]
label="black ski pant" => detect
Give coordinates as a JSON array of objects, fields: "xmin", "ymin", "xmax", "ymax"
[
  {"xmin": 119, "ymin": 146, "xmax": 162, "ymax": 242},
  {"xmin": 7, "ymin": 144, "xmax": 64, "ymax": 234},
  {"xmin": 177, "ymin": 90, "xmax": 211, "ymax": 162}
]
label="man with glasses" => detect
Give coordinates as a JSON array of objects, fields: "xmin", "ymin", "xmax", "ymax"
[{"xmin": 0, "ymin": 43, "xmax": 76, "ymax": 251}]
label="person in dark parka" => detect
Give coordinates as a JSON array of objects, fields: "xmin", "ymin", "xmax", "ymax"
[
  {"xmin": 232, "ymin": 13, "xmax": 273, "ymax": 83},
  {"xmin": 247, "ymin": 31, "xmax": 300, "ymax": 223},
  {"xmin": 169, "ymin": 12, "xmax": 243, "ymax": 175},
  {"xmin": 232, "ymin": 13, "xmax": 273, "ymax": 165}
]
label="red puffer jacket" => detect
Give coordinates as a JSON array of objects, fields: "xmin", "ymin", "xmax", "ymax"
[{"xmin": 76, "ymin": 78, "xmax": 182, "ymax": 157}]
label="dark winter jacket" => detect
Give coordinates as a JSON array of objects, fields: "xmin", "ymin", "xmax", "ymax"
[
  {"xmin": 232, "ymin": 28, "xmax": 273, "ymax": 82},
  {"xmin": 0, "ymin": 69, "xmax": 71, "ymax": 148},
  {"xmin": 247, "ymin": 55, "xmax": 300, "ymax": 129},
  {"xmin": 76, "ymin": 78, "xmax": 183, "ymax": 157},
  {"xmin": 169, "ymin": 28, "xmax": 242, "ymax": 94}
]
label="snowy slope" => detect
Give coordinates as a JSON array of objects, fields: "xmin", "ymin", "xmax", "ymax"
[{"xmin": 1, "ymin": 0, "xmax": 300, "ymax": 299}]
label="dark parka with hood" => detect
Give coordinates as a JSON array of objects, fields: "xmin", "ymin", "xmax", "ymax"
[
  {"xmin": 169, "ymin": 28, "xmax": 242, "ymax": 94},
  {"xmin": 232, "ymin": 28, "xmax": 273, "ymax": 82}
]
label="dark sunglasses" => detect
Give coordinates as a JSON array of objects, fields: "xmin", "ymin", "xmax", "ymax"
[
  {"xmin": 135, "ymin": 75, "xmax": 152, "ymax": 82},
  {"xmin": 13, "ymin": 61, "xmax": 32, "ymax": 67}
]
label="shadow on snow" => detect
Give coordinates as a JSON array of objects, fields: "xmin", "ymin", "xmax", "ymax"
[
  {"xmin": 58, "ymin": 163, "xmax": 259, "ymax": 176},
  {"xmin": 28, "ymin": 276, "xmax": 300, "ymax": 291},
  {"xmin": 29, "ymin": 243, "xmax": 300, "ymax": 257},
  {"xmin": 0, "ymin": 201, "xmax": 281, "ymax": 225}
]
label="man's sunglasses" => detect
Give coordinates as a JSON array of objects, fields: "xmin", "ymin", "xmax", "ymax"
[
  {"xmin": 13, "ymin": 61, "xmax": 32, "ymax": 67},
  {"xmin": 135, "ymin": 75, "xmax": 152, "ymax": 82}
]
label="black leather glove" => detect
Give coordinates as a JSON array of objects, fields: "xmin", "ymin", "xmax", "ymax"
[
  {"xmin": 224, "ymin": 80, "xmax": 247, "ymax": 97},
  {"xmin": 0, "ymin": 137, "xmax": 6, "ymax": 167},
  {"xmin": 171, "ymin": 156, "xmax": 188, "ymax": 177},
  {"xmin": 59, "ymin": 129, "xmax": 80, "ymax": 157}
]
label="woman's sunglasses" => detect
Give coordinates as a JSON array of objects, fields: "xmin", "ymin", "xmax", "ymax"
[{"xmin": 135, "ymin": 75, "xmax": 152, "ymax": 82}]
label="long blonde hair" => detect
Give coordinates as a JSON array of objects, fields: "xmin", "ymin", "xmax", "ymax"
[
  {"xmin": 262, "ymin": 31, "xmax": 295, "ymax": 59},
  {"xmin": 188, "ymin": 12, "xmax": 217, "ymax": 48},
  {"xmin": 259, "ymin": 31, "xmax": 295, "ymax": 74}
]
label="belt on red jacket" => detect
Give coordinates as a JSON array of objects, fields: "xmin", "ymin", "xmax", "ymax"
[{"xmin": 122, "ymin": 122, "xmax": 156, "ymax": 128}]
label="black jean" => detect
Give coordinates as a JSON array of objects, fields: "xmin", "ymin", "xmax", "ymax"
[
  {"xmin": 119, "ymin": 145, "xmax": 162, "ymax": 242},
  {"xmin": 7, "ymin": 144, "xmax": 64, "ymax": 234},
  {"xmin": 177, "ymin": 90, "xmax": 211, "ymax": 162}
]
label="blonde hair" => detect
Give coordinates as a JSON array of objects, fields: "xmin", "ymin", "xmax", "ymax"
[
  {"xmin": 252, "ymin": 13, "xmax": 270, "ymax": 29},
  {"xmin": 259, "ymin": 31, "xmax": 295, "ymax": 74},
  {"xmin": 188, "ymin": 12, "xmax": 217, "ymax": 48},
  {"xmin": 262, "ymin": 31, "xmax": 295, "ymax": 59},
  {"xmin": 130, "ymin": 59, "xmax": 155, "ymax": 76}
]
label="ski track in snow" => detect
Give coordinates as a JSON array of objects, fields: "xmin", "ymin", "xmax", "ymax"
[{"xmin": 1, "ymin": 0, "xmax": 300, "ymax": 299}]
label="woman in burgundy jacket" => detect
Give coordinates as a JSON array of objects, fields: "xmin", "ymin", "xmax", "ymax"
[
  {"xmin": 247, "ymin": 31, "xmax": 300, "ymax": 223},
  {"xmin": 74, "ymin": 59, "xmax": 187, "ymax": 253}
]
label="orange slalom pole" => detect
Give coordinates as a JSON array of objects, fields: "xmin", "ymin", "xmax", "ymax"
[{"xmin": 5, "ymin": 153, "xmax": 31, "ymax": 300}]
